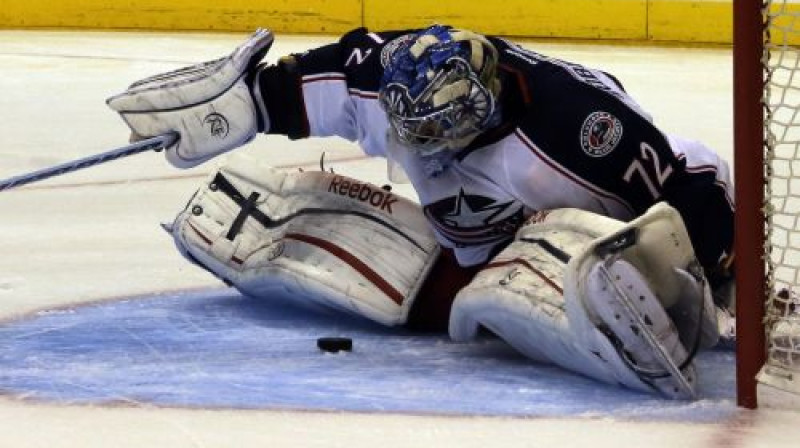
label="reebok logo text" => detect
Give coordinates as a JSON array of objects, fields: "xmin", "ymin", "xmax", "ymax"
[{"xmin": 328, "ymin": 176, "xmax": 397, "ymax": 213}]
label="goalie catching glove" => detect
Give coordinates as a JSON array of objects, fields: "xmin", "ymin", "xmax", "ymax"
[{"xmin": 106, "ymin": 29, "xmax": 274, "ymax": 168}]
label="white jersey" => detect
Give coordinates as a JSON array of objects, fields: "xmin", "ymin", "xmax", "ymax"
[{"xmin": 259, "ymin": 27, "xmax": 734, "ymax": 269}]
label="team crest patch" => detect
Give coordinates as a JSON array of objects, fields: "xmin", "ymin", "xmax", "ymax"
[
  {"xmin": 580, "ymin": 111, "xmax": 623, "ymax": 157},
  {"xmin": 381, "ymin": 34, "xmax": 416, "ymax": 68},
  {"xmin": 423, "ymin": 189, "xmax": 525, "ymax": 247}
]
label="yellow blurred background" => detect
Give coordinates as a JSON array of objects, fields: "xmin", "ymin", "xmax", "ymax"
[{"xmin": 0, "ymin": 0, "xmax": 796, "ymax": 44}]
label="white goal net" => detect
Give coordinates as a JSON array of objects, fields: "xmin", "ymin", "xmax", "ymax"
[{"xmin": 756, "ymin": 0, "xmax": 800, "ymax": 407}]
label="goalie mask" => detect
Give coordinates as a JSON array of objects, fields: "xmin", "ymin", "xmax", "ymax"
[{"xmin": 379, "ymin": 25, "xmax": 502, "ymax": 155}]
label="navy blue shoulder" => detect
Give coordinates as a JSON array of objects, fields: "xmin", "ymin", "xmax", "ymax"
[{"xmin": 294, "ymin": 27, "xmax": 417, "ymax": 93}]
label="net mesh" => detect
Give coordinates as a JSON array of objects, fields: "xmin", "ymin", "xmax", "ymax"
[{"xmin": 763, "ymin": 0, "xmax": 800, "ymax": 383}]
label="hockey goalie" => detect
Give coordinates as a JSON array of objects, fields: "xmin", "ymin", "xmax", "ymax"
[{"xmin": 107, "ymin": 27, "xmax": 733, "ymax": 399}]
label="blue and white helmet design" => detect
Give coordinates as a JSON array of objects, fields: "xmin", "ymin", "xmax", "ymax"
[{"xmin": 379, "ymin": 25, "xmax": 502, "ymax": 155}]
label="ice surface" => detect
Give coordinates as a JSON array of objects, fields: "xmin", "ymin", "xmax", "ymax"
[
  {"xmin": 0, "ymin": 288, "xmax": 738, "ymax": 420},
  {"xmin": 2, "ymin": 29, "xmax": 800, "ymax": 448}
]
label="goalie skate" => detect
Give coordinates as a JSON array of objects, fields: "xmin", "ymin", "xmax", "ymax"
[{"xmin": 584, "ymin": 230, "xmax": 698, "ymax": 399}]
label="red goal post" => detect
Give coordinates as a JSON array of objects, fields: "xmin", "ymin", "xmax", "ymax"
[{"xmin": 734, "ymin": 0, "xmax": 800, "ymax": 409}]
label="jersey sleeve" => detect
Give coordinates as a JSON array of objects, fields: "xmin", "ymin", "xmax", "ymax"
[{"xmin": 252, "ymin": 28, "xmax": 414, "ymax": 157}]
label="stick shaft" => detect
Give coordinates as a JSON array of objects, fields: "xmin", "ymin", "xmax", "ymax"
[{"xmin": 0, "ymin": 133, "xmax": 177, "ymax": 191}]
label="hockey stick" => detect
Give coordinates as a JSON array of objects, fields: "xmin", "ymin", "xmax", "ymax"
[{"xmin": 0, "ymin": 132, "xmax": 178, "ymax": 192}]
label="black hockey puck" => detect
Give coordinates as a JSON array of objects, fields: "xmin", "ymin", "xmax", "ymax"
[{"xmin": 317, "ymin": 337, "xmax": 353, "ymax": 353}]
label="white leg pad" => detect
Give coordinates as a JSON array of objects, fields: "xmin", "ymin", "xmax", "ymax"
[
  {"xmin": 170, "ymin": 151, "xmax": 440, "ymax": 326},
  {"xmin": 449, "ymin": 238, "xmax": 621, "ymax": 386},
  {"xmin": 451, "ymin": 203, "xmax": 715, "ymax": 399}
]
